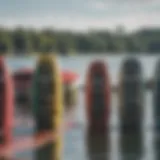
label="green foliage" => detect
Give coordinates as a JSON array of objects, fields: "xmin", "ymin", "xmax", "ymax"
[
  {"xmin": 0, "ymin": 27, "xmax": 160, "ymax": 54},
  {"xmin": 0, "ymin": 28, "xmax": 12, "ymax": 53}
]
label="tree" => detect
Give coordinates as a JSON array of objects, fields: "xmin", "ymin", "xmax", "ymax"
[
  {"xmin": 12, "ymin": 28, "xmax": 32, "ymax": 54},
  {"xmin": 0, "ymin": 30, "xmax": 12, "ymax": 54}
]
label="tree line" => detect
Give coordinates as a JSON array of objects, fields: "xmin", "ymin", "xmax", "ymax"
[{"xmin": 0, "ymin": 27, "xmax": 160, "ymax": 55}]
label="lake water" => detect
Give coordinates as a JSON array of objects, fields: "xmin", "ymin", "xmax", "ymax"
[{"xmin": 5, "ymin": 54, "xmax": 160, "ymax": 160}]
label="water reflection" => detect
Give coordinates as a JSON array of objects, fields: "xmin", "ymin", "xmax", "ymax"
[
  {"xmin": 86, "ymin": 128, "xmax": 110, "ymax": 160},
  {"xmin": 34, "ymin": 139, "xmax": 62, "ymax": 160},
  {"xmin": 120, "ymin": 133, "xmax": 143, "ymax": 160},
  {"xmin": 154, "ymin": 134, "xmax": 160, "ymax": 160}
]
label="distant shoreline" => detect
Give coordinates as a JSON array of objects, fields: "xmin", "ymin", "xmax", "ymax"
[{"xmin": 0, "ymin": 27, "xmax": 160, "ymax": 54}]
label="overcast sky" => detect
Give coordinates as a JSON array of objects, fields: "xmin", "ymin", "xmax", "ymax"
[{"xmin": 0, "ymin": 0, "xmax": 160, "ymax": 31}]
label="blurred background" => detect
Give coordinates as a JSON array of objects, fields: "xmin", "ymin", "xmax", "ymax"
[
  {"xmin": 0, "ymin": 0, "xmax": 160, "ymax": 55},
  {"xmin": 0, "ymin": 0, "xmax": 160, "ymax": 160}
]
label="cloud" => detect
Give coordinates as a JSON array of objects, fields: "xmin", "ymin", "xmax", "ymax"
[
  {"xmin": 0, "ymin": 0, "xmax": 160, "ymax": 31},
  {"xmin": 0, "ymin": 11, "xmax": 160, "ymax": 32}
]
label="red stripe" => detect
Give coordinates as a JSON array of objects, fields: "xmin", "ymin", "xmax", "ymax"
[{"xmin": 0, "ymin": 120, "xmax": 74, "ymax": 158}]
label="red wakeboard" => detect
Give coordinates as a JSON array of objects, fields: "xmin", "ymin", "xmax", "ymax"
[
  {"xmin": 85, "ymin": 60, "xmax": 111, "ymax": 132},
  {"xmin": 0, "ymin": 57, "xmax": 14, "ymax": 145}
]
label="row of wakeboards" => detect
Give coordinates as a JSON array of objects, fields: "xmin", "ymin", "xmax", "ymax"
[
  {"xmin": 86, "ymin": 56, "xmax": 160, "ymax": 133},
  {"xmin": 0, "ymin": 54, "xmax": 160, "ymax": 159},
  {"xmin": 0, "ymin": 54, "xmax": 65, "ymax": 159}
]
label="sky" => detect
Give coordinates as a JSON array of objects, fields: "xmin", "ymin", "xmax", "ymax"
[{"xmin": 0, "ymin": 0, "xmax": 160, "ymax": 32}]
